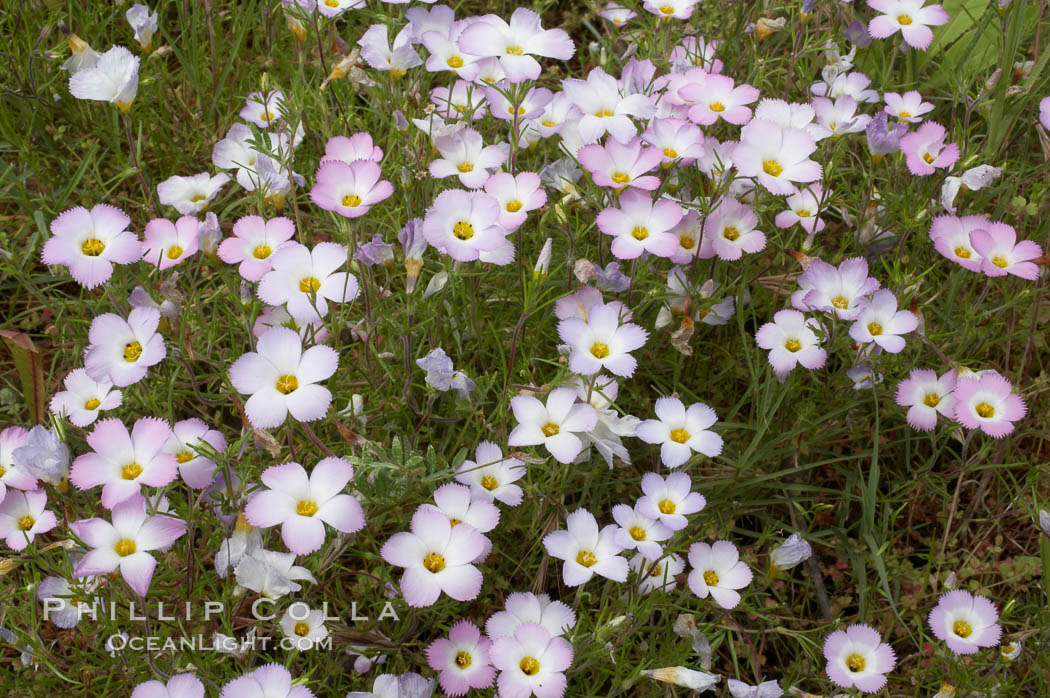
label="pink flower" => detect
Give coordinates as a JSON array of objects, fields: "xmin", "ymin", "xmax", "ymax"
[
  {"xmin": 132, "ymin": 674, "xmax": 205, "ymax": 698},
  {"xmin": 701, "ymin": 198, "xmax": 765, "ymax": 261},
  {"xmin": 321, "ymin": 132, "xmax": 383, "ymax": 164},
  {"xmin": 486, "ymin": 592, "xmax": 576, "ymax": 639},
  {"xmin": 754, "ymin": 309, "xmax": 827, "ymax": 381},
  {"xmin": 641, "ymin": 117, "xmax": 705, "ymax": 167},
  {"xmin": 421, "ymin": 26, "xmax": 481, "ymax": 82},
  {"xmin": 425, "ymin": 620, "xmax": 496, "ymax": 696},
  {"xmin": 611, "ymin": 503, "xmax": 671, "ymax": 559},
  {"xmin": 310, "ymin": 159, "xmax": 393, "ymax": 218},
  {"xmin": 484, "ymin": 172, "xmax": 546, "ymax": 231},
  {"xmin": 687, "ymin": 540, "xmax": 752, "ymax": 609},
  {"xmin": 71, "ymin": 417, "xmax": 177, "ymax": 509},
  {"xmin": 884, "ymin": 90, "xmax": 934, "ymax": 123},
  {"xmin": 508, "ymin": 387, "xmax": 599, "ymax": 464},
  {"xmin": 245, "ymin": 458, "xmax": 364, "ymax": 555},
  {"xmin": 867, "ymin": 0, "xmax": 949, "ymax": 50},
  {"xmin": 485, "ymin": 85, "xmax": 554, "ymax": 122},
  {"xmin": 142, "ymin": 216, "xmax": 199, "ymax": 269},
  {"xmin": 643, "ymin": 0, "xmax": 699, "ymax": 20},
  {"xmin": 812, "ymin": 95, "xmax": 871, "ymax": 139},
  {"xmin": 0, "ymin": 427, "xmax": 36, "ymax": 501},
  {"xmin": 217, "ymin": 215, "xmax": 297, "ymax": 282},
  {"xmin": 774, "ymin": 184, "xmax": 828, "ymax": 235},
  {"xmin": 600, "ymin": 3, "xmax": 637, "ymax": 26},
  {"xmin": 422, "ymin": 189, "xmax": 508, "ymax": 262},
  {"xmin": 680, "ymin": 73, "xmax": 759, "ymax": 126},
  {"xmin": 899, "ymin": 122, "xmax": 959, "ymax": 175},
  {"xmin": 228, "ymin": 326, "xmax": 337, "ymax": 429},
  {"xmin": 848, "ymin": 289, "xmax": 918, "ymax": 353},
  {"xmin": 491, "ymin": 623, "xmax": 574, "ymax": 698},
  {"xmin": 969, "ymin": 222, "xmax": 1042, "ymax": 279},
  {"xmin": 0, "ymin": 489, "xmax": 57, "ymax": 551},
  {"xmin": 220, "ymin": 664, "xmax": 316, "ymax": 698},
  {"xmin": 1041, "ymin": 96, "xmax": 1050, "ymax": 130},
  {"xmin": 257, "ymin": 242, "xmax": 359, "ymax": 325},
  {"xmin": 240, "ymin": 90, "xmax": 285, "ymax": 128},
  {"xmin": 928, "ymin": 214, "xmax": 987, "ymax": 272},
  {"xmin": 41, "ymin": 204, "xmax": 141, "ymax": 289},
  {"xmin": 429, "ymin": 128, "xmax": 509, "ymax": 189},
  {"xmin": 895, "ymin": 368, "xmax": 957, "ymax": 431},
  {"xmin": 577, "ymin": 137, "xmax": 663, "ymax": 190},
  {"xmin": 543, "ymin": 509, "xmax": 628, "ymax": 587},
  {"xmin": 823, "ymin": 624, "xmax": 896, "ymax": 693},
  {"xmin": 49, "ymin": 368, "xmax": 122, "ymax": 428},
  {"xmin": 84, "ymin": 307, "xmax": 166, "ymax": 387},
  {"xmin": 795, "ymin": 257, "xmax": 880, "ymax": 319},
  {"xmin": 636, "ymin": 396, "xmax": 722, "ymax": 468},
  {"xmin": 71, "ymin": 495, "xmax": 187, "ymax": 597},
  {"xmin": 421, "ymin": 482, "xmax": 501, "ymax": 535},
  {"xmin": 733, "ymin": 119, "xmax": 822, "ymax": 194},
  {"xmin": 561, "ymin": 67, "xmax": 656, "ymax": 143},
  {"xmin": 929, "ymin": 590, "xmax": 1001, "ymax": 654},
  {"xmin": 165, "ymin": 418, "xmax": 227, "ymax": 489},
  {"xmin": 457, "ymin": 8, "xmax": 574, "ymax": 83},
  {"xmin": 557, "ymin": 302, "xmax": 648, "ymax": 377},
  {"xmin": 952, "ymin": 372, "xmax": 1026, "ymax": 438},
  {"xmin": 430, "ymin": 80, "xmax": 488, "ymax": 120},
  {"xmin": 380, "ymin": 506, "xmax": 485, "ymax": 607},
  {"xmin": 597, "ymin": 189, "xmax": 682, "ymax": 260}
]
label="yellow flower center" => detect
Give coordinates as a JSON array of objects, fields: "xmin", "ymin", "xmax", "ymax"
[
  {"xmin": 796, "ymin": 208, "xmax": 812, "ymax": 217},
  {"xmin": 576, "ymin": 550, "xmax": 597, "ymax": 567},
  {"xmin": 541, "ymin": 119, "xmax": 556, "ymax": 127},
  {"xmin": 423, "ymin": 552, "xmax": 446, "ymax": 573},
  {"xmin": 175, "ymin": 450, "xmax": 193, "ymax": 463},
  {"xmin": 81, "ymin": 238, "xmax": 106, "ymax": 257},
  {"xmin": 342, "ymin": 194, "xmax": 362, "ymax": 207},
  {"xmin": 507, "ymin": 106, "xmax": 525, "ymax": 116},
  {"xmin": 953, "ymin": 619, "xmax": 972, "ymax": 638},
  {"xmin": 679, "ymin": 236, "xmax": 695, "ymax": 250},
  {"xmin": 669, "ymin": 428, "xmax": 690, "ymax": 443},
  {"xmin": 114, "ymin": 538, "xmax": 137, "ymax": 557},
  {"xmin": 867, "ymin": 322, "xmax": 883, "ymax": 336},
  {"xmin": 975, "ymin": 402, "xmax": 995, "ymax": 418},
  {"xmin": 296, "ymin": 500, "xmax": 318, "ymax": 517},
  {"xmin": 17, "ymin": 515, "xmax": 35, "ymax": 531},
  {"xmin": 611, "ymin": 172, "xmax": 630, "ymax": 184},
  {"xmin": 590, "ymin": 342, "xmax": 610, "ymax": 359},
  {"xmin": 710, "ymin": 101, "xmax": 726, "ymax": 112},
  {"xmin": 506, "ymin": 45, "xmax": 523, "ymax": 55},
  {"xmin": 299, "ymin": 277, "xmax": 321, "ymax": 293},
  {"xmin": 448, "ymin": 518, "xmax": 462, "ymax": 527},
  {"xmin": 831, "ymin": 296, "xmax": 849, "ymax": 310},
  {"xmin": 294, "ymin": 622, "xmax": 310, "ymax": 636},
  {"xmin": 190, "ymin": 194, "xmax": 207, "ymax": 203},
  {"xmin": 703, "ymin": 569, "xmax": 719, "ymax": 586},
  {"xmin": 954, "ymin": 246, "xmax": 971, "ymax": 259},
  {"xmin": 846, "ymin": 653, "xmax": 866, "ymax": 672},
  {"xmin": 923, "ymin": 152, "xmax": 935, "ymax": 164},
  {"xmin": 992, "ymin": 256, "xmax": 1008, "ymax": 268},
  {"xmin": 649, "ymin": 562, "xmax": 665, "ymax": 577},
  {"xmin": 447, "ymin": 56, "xmax": 464, "ymax": 68},
  {"xmin": 457, "ymin": 162, "xmax": 474, "ymax": 173},
  {"xmin": 324, "ymin": 0, "xmax": 338, "ymax": 6},
  {"xmin": 762, "ymin": 160, "xmax": 783, "ymax": 177},
  {"xmin": 481, "ymin": 475, "xmax": 499, "ymax": 490},
  {"xmin": 519, "ymin": 656, "xmax": 540, "ymax": 675},
  {"xmin": 253, "ymin": 244, "xmax": 272, "ymax": 259},
  {"xmin": 594, "ymin": 109, "xmax": 615, "ymax": 117},
  {"xmin": 923, "ymin": 393, "xmax": 940, "ymax": 408},
  {"xmin": 897, "ymin": 14, "xmax": 912, "ymax": 24},
  {"xmin": 541, "ymin": 422, "xmax": 560, "ymax": 437},
  {"xmin": 260, "ymin": 111, "xmax": 275, "ymax": 122},
  {"xmin": 629, "ymin": 526, "xmax": 646, "ymax": 541},
  {"xmin": 84, "ymin": 398, "xmax": 101, "ymax": 410},
  {"xmin": 722, "ymin": 226, "xmax": 739, "ymax": 241},
  {"xmin": 453, "ymin": 221, "xmax": 474, "ymax": 240},
  {"xmin": 506, "ymin": 200, "xmax": 522, "ymax": 212},
  {"xmin": 784, "ymin": 338, "xmax": 802, "ymax": 352},
  {"xmin": 658, "ymin": 498, "xmax": 676, "ymax": 514},
  {"xmin": 899, "ymin": 110, "xmax": 911, "ymax": 118},
  {"xmin": 124, "ymin": 341, "xmax": 143, "ymax": 363},
  {"xmin": 276, "ymin": 374, "xmax": 299, "ymax": 394},
  {"xmin": 167, "ymin": 245, "xmax": 183, "ymax": 260},
  {"xmin": 455, "ymin": 650, "xmax": 472, "ymax": 667},
  {"xmin": 660, "ymin": 5, "xmax": 674, "ymax": 13},
  {"xmin": 121, "ymin": 462, "xmax": 143, "ymax": 480},
  {"xmin": 631, "ymin": 226, "xmax": 649, "ymax": 240},
  {"xmin": 663, "ymin": 147, "xmax": 678, "ymax": 159}
]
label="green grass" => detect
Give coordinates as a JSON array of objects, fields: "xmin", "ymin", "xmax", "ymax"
[{"xmin": 2, "ymin": 0, "xmax": 1050, "ymax": 696}]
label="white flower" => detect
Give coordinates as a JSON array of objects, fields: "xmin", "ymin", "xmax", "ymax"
[
  {"xmin": 234, "ymin": 548, "xmax": 316, "ymax": 600},
  {"xmin": 687, "ymin": 540, "xmax": 753, "ymax": 609},
  {"xmin": 508, "ymin": 387, "xmax": 599, "ymax": 464},
  {"xmin": 157, "ymin": 172, "xmax": 230, "ymax": 215},
  {"xmin": 770, "ymin": 533, "xmax": 812, "ymax": 571},
  {"xmin": 642, "ymin": 667, "xmax": 720, "ymax": 692},
  {"xmin": 69, "ymin": 46, "xmax": 140, "ymax": 113},
  {"xmin": 126, "ymin": 4, "xmax": 159, "ymax": 52},
  {"xmin": 49, "ymin": 368, "xmax": 122, "ymax": 427},
  {"xmin": 542, "ymin": 508, "xmax": 628, "ymax": 587},
  {"xmin": 279, "ymin": 602, "xmax": 329, "ymax": 651},
  {"xmin": 636, "ymin": 396, "xmax": 723, "ymax": 468}
]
